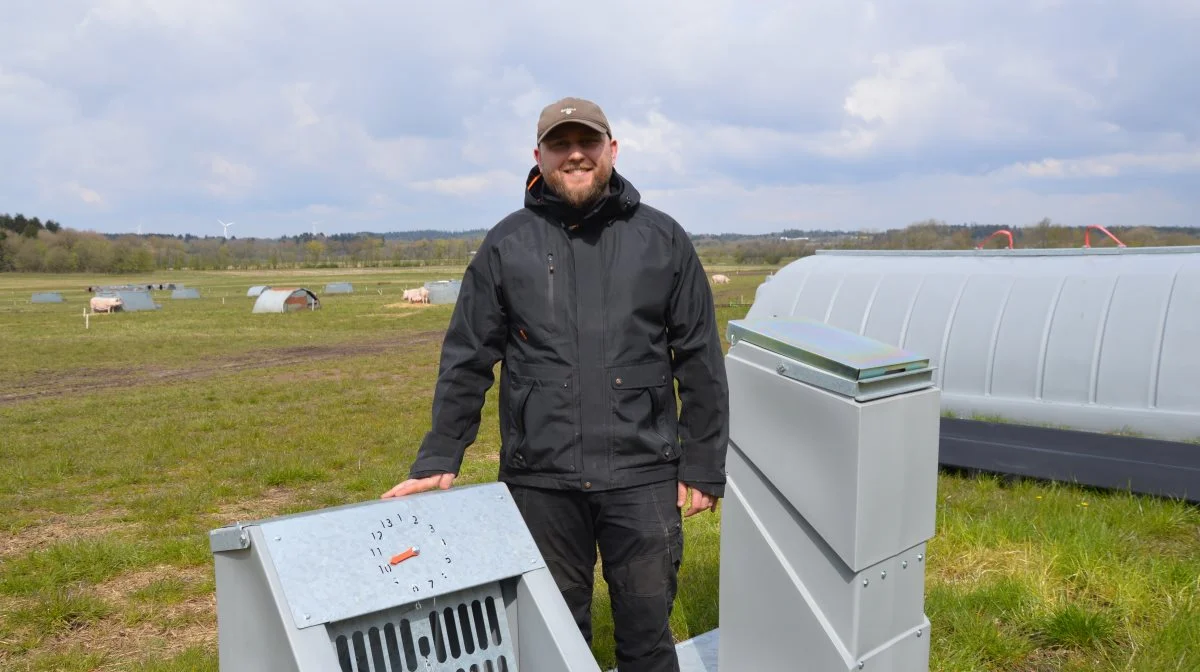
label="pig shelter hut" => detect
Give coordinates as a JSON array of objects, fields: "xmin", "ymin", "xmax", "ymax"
[
  {"xmin": 424, "ymin": 280, "xmax": 462, "ymax": 304},
  {"xmin": 252, "ymin": 288, "xmax": 321, "ymax": 313},
  {"xmin": 96, "ymin": 289, "xmax": 159, "ymax": 312}
]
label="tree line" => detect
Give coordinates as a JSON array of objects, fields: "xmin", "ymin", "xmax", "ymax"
[
  {"xmin": 2, "ymin": 212, "xmax": 1198, "ymax": 273},
  {"xmin": 1, "ymin": 213, "xmax": 63, "ymax": 238},
  {"xmin": 692, "ymin": 219, "xmax": 1200, "ymax": 266},
  {"xmin": 0, "ymin": 216, "xmax": 485, "ymax": 273}
]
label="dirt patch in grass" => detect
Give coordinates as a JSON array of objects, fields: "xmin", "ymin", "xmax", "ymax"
[
  {"xmin": 80, "ymin": 612, "xmax": 216, "ymax": 669},
  {"xmin": 0, "ymin": 566, "xmax": 215, "ymax": 668},
  {"xmin": 1, "ymin": 509, "xmax": 136, "ymax": 560},
  {"xmin": 383, "ymin": 301, "xmax": 435, "ymax": 309},
  {"xmin": 212, "ymin": 486, "xmax": 301, "ymax": 524},
  {"xmin": 91, "ymin": 565, "xmax": 210, "ymax": 605},
  {"xmin": 0, "ymin": 331, "xmax": 443, "ymax": 406},
  {"xmin": 267, "ymin": 367, "xmax": 350, "ymax": 384},
  {"xmin": 59, "ymin": 566, "xmax": 214, "ymax": 669},
  {"xmin": 1018, "ymin": 648, "xmax": 1077, "ymax": 671},
  {"xmin": 932, "ymin": 541, "xmax": 1048, "ymax": 588}
]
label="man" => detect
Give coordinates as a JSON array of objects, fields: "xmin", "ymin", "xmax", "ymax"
[{"xmin": 382, "ymin": 96, "xmax": 729, "ymax": 672}]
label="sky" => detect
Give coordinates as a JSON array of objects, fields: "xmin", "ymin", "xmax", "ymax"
[{"xmin": 1, "ymin": 1, "xmax": 1197, "ymax": 238}]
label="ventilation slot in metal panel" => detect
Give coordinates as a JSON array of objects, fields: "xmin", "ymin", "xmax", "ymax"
[{"xmin": 329, "ymin": 582, "xmax": 515, "ymax": 672}]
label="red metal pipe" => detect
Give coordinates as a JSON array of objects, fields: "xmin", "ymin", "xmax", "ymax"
[
  {"xmin": 1084, "ymin": 225, "xmax": 1126, "ymax": 248},
  {"xmin": 976, "ymin": 229, "xmax": 1014, "ymax": 250}
]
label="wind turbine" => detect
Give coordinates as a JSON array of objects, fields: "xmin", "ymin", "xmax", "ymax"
[
  {"xmin": 218, "ymin": 219, "xmax": 234, "ymax": 238},
  {"xmin": 311, "ymin": 221, "xmax": 320, "ymax": 237}
]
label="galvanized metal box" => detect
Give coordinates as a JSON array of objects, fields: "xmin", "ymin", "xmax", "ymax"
[
  {"xmin": 210, "ymin": 482, "xmax": 600, "ymax": 672},
  {"xmin": 715, "ymin": 318, "xmax": 940, "ymax": 671}
]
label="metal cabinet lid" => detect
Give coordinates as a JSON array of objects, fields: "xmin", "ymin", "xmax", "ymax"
[{"xmin": 727, "ymin": 318, "xmax": 935, "ymax": 401}]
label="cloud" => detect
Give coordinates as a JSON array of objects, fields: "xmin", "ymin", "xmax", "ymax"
[
  {"xmin": 996, "ymin": 147, "xmax": 1200, "ymax": 179},
  {"xmin": 409, "ymin": 170, "xmax": 522, "ymax": 197},
  {"xmin": 66, "ymin": 182, "xmax": 105, "ymax": 206},
  {"xmin": 206, "ymin": 156, "xmax": 257, "ymax": 197},
  {"xmin": 640, "ymin": 173, "xmax": 1192, "ymax": 234},
  {"xmin": 0, "ymin": 1, "xmax": 1196, "ymax": 236}
]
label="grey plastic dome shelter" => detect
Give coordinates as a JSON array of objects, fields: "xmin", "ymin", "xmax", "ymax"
[
  {"xmin": 252, "ymin": 287, "xmax": 321, "ymax": 313},
  {"xmin": 424, "ymin": 280, "xmax": 461, "ymax": 304},
  {"xmin": 172, "ymin": 288, "xmax": 201, "ymax": 299},
  {"xmin": 95, "ymin": 289, "xmax": 159, "ymax": 312},
  {"xmin": 325, "ymin": 282, "xmax": 354, "ymax": 294},
  {"xmin": 209, "ymin": 318, "xmax": 942, "ymax": 671},
  {"xmin": 748, "ymin": 245, "xmax": 1200, "ymax": 442},
  {"xmin": 248, "ymin": 285, "xmax": 270, "ymax": 297}
]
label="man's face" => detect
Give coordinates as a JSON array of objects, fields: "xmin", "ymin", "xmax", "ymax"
[{"xmin": 535, "ymin": 124, "xmax": 619, "ymax": 210}]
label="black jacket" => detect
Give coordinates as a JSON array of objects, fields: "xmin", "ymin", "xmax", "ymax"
[{"xmin": 408, "ymin": 166, "xmax": 730, "ymax": 496}]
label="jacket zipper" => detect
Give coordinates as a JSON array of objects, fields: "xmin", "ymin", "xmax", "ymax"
[{"xmin": 547, "ymin": 251, "xmax": 556, "ymax": 325}]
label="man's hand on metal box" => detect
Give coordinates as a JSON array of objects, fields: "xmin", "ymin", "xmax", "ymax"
[{"xmin": 380, "ymin": 473, "xmax": 456, "ymax": 499}]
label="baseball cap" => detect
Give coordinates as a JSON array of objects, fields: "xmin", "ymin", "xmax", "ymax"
[{"xmin": 536, "ymin": 97, "xmax": 611, "ymax": 145}]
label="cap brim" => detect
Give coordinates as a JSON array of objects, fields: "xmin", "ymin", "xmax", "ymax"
[{"xmin": 537, "ymin": 119, "xmax": 609, "ymax": 145}]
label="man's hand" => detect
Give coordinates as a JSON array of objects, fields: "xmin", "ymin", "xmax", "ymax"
[
  {"xmin": 381, "ymin": 473, "xmax": 456, "ymax": 499},
  {"xmin": 677, "ymin": 482, "xmax": 720, "ymax": 518}
]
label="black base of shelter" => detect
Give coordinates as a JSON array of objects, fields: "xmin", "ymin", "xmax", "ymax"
[{"xmin": 939, "ymin": 418, "xmax": 1200, "ymax": 504}]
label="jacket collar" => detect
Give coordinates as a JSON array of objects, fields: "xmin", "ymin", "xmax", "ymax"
[{"xmin": 523, "ymin": 165, "xmax": 640, "ymax": 227}]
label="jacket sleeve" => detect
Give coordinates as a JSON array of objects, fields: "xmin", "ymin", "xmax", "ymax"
[
  {"xmin": 666, "ymin": 222, "xmax": 730, "ymax": 498},
  {"xmin": 408, "ymin": 237, "xmax": 507, "ymax": 478}
]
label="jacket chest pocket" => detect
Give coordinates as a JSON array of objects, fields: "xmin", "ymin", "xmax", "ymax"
[
  {"xmin": 501, "ymin": 246, "xmax": 563, "ymax": 346},
  {"xmin": 505, "ymin": 368, "xmax": 579, "ymax": 474},
  {"xmin": 609, "ymin": 362, "xmax": 679, "ymax": 469}
]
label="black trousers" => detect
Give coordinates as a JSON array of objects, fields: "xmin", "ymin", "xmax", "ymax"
[{"xmin": 511, "ymin": 479, "xmax": 684, "ymax": 672}]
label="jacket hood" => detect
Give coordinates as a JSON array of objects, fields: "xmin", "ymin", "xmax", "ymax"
[{"xmin": 523, "ymin": 164, "xmax": 640, "ymax": 225}]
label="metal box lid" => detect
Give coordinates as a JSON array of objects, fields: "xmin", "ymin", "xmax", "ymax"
[
  {"xmin": 209, "ymin": 482, "xmax": 544, "ymax": 629},
  {"xmin": 727, "ymin": 318, "xmax": 935, "ymax": 401}
]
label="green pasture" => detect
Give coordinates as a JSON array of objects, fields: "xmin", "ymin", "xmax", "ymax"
[{"xmin": 0, "ymin": 267, "xmax": 1197, "ymax": 671}]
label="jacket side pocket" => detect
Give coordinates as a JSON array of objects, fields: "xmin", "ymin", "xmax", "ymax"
[
  {"xmin": 505, "ymin": 367, "xmax": 579, "ymax": 474},
  {"xmin": 609, "ymin": 361, "xmax": 679, "ymax": 470}
]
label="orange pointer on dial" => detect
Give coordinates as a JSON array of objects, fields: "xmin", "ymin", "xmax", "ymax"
[{"xmin": 390, "ymin": 546, "xmax": 420, "ymax": 565}]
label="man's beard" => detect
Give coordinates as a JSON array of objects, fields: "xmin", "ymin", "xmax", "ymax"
[{"xmin": 544, "ymin": 162, "xmax": 612, "ymax": 210}]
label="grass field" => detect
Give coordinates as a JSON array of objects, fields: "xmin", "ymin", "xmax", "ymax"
[{"xmin": 1, "ymin": 266, "xmax": 1198, "ymax": 671}]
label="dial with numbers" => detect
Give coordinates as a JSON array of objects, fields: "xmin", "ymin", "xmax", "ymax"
[{"xmin": 367, "ymin": 510, "xmax": 456, "ymax": 597}]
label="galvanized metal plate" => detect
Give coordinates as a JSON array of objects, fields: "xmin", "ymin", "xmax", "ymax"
[
  {"xmin": 673, "ymin": 629, "xmax": 720, "ymax": 672},
  {"xmin": 255, "ymin": 483, "xmax": 543, "ymax": 629},
  {"xmin": 727, "ymin": 318, "xmax": 929, "ymax": 381},
  {"xmin": 774, "ymin": 353, "xmax": 934, "ymax": 402}
]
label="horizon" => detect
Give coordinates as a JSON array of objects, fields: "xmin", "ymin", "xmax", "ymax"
[{"xmin": 20, "ymin": 220, "xmax": 1198, "ymax": 245}]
